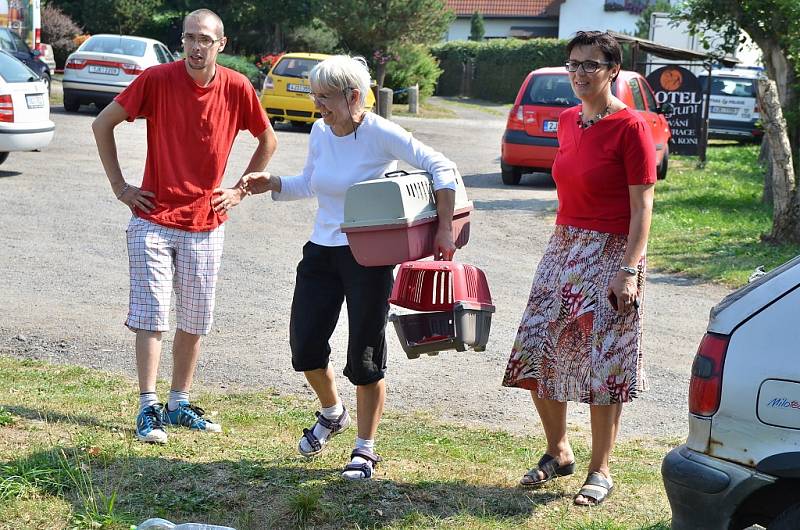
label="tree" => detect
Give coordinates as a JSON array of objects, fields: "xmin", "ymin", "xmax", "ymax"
[
  {"xmin": 679, "ymin": 0, "xmax": 800, "ymax": 243},
  {"xmin": 48, "ymin": 0, "xmax": 163, "ymax": 35},
  {"xmin": 469, "ymin": 11, "xmax": 485, "ymax": 41},
  {"xmin": 41, "ymin": 4, "xmax": 81, "ymax": 68},
  {"xmin": 634, "ymin": 0, "xmax": 673, "ymax": 39},
  {"xmin": 320, "ymin": 0, "xmax": 454, "ymax": 88}
]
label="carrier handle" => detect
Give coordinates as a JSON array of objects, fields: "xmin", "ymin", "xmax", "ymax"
[{"xmin": 384, "ymin": 169, "xmax": 429, "ymax": 179}]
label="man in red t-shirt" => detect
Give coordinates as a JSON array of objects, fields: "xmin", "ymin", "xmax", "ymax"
[{"xmin": 92, "ymin": 8, "xmax": 277, "ymax": 444}]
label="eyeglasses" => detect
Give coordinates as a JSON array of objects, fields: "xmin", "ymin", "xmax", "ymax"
[
  {"xmin": 181, "ymin": 33, "xmax": 223, "ymax": 48},
  {"xmin": 565, "ymin": 60, "xmax": 612, "ymax": 73},
  {"xmin": 308, "ymin": 88, "xmax": 354, "ymax": 104}
]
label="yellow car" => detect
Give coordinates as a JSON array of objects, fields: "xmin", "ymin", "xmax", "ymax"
[{"xmin": 260, "ymin": 52, "xmax": 376, "ymax": 126}]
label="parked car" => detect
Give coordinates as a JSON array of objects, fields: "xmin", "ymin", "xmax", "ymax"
[
  {"xmin": 260, "ymin": 52, "xmax": 376, "ymax": 127},
  {"xmin": 0, "ymin": 50, "xmax": 54, "ymax": 165},
  {"xmin": 501, "ymin": 66, "xmax": 672, "ymax": 185},
  {"xmin": 62, "ymin": 34, "xmax": 174, "ymax": 112},
  {"xmin": 35, "ymin": 43, "xmax": 56, "ymax": 72},
  {"xmin": 0, "ymin": 28, "xmax": 51, "ymax": 94},
  {"xmin": 661, "ymin": 255, "xmax": 800, "ymax": 529},
  {"xmin": 698, "ymin": 67, "xmax": 764, "ymax": 143}
]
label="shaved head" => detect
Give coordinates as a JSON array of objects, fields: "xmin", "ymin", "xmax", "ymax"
[{"xmin": 184, "ymin": 9, "xmax": 224, "ymax": 38}]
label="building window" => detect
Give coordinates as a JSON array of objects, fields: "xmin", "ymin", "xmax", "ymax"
[{"xmin": 604, "ymin": 0, "xmax": 655, "ymax": 15}]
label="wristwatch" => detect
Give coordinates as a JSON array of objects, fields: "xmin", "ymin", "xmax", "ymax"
[{"xmin": 620, "ymin": 266, "xmax": 638, "ymax": 275}]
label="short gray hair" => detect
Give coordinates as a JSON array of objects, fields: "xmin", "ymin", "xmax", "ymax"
[
  {"xmin": 310, "ymin": 55, "xmax": 371, "ymax": 108},
  {"xmin": 184, "ymin": 9, "xmax": 224, "ymax": 38}
]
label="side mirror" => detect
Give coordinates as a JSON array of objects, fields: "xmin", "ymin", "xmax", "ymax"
[{"xmin": 657, "ymin": 102, "xmax": 674, "ymax": 117}]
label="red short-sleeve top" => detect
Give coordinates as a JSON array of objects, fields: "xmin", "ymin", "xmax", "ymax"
[{"xmin": 551, "ymin": 106, "xmax": 656, "ymax": 235}]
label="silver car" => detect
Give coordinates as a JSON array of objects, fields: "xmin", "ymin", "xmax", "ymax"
[{"xmin": 62, "ymin": 34, "xmax": 174, "ymax": 112}]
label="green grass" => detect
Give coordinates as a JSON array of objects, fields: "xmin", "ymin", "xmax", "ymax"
[
  {"xmin": 0, "ymin": 357, "xmax": 675, "ymax": 529},
  {"xmin": 650, "ymin": 142, "xmax": 800, "ymax": 286}
]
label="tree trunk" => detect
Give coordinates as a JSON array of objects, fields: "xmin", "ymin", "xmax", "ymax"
[
  {"xmin": 757, "ymin": 78, "xmax": 800, "ymax": 243},
  {"xmin": 760, "ymin": 138, "xmax": 773, "ymax": 205}
]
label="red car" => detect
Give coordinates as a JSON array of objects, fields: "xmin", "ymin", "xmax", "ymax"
[{"xmin": 501, "ymin": 67, "xmax": 672, "ymax": 185}]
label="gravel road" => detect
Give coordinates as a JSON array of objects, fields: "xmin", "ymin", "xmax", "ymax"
[{"xmin": 0, "ymin": 97, "xmax": 732, "ymax": 441}]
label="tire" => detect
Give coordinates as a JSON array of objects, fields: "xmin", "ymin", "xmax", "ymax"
[
  {"xmin": 501, "ymin": 162, "xmax": 523, "ymax": 185},
  {"xmin": 770, "ymin": 503, "xmax": 800, "ymax": 530},
  {"xmin": 657, "ymin": 146, "xmax": 669, "ymax": 180},
  {"xmin": 63, "ymin": 93, "xmax": 80, "ymax": 112},
  {"xmin": 41, "ymin": 74, "xmax": 51, "ymax": 95},
  {"xmin": 0, "ymin": 152, "xmax": 9, "ymax": 165}
]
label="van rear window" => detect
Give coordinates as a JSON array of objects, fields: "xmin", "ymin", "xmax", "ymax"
[
  {"xmin": 522, "ymin": 74, "xmax": 580, "ymax": 106},
  {"xmin": 699, "ymin": 76, "xmax": 756, "ymax": 97}
]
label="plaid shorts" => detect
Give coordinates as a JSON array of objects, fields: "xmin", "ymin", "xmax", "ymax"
[{"xmin": 125, "ymin": 216, "xmax": 225, "ymax": 335}]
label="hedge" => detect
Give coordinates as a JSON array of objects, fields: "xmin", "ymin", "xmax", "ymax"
[
  {"xmin": 430, "ymin": 38, "xmax": 568, "ymax": 103},
  {"xmin": 216, "ymin": 53, "xmax": 262, "ymax": 89}
]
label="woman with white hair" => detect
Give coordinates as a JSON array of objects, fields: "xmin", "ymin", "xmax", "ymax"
[{"xmin": 242, "ymin": 55, "xmax": 459, "ymax": 480}]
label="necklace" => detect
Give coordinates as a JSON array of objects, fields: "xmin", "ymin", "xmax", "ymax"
[{"xmin": 578, "ymin": 103, "xmax": 612, "ymax": 129}]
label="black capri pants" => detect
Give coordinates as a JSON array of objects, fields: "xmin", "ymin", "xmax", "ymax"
[{"xmin": 289, "ymin": 241, "xmax": 394, "ymax": 386}]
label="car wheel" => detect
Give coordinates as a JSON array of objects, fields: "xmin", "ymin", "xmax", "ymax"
[
  {"xmin": 657, "ymin": 146, "xmax": 669, "ymax": 180},
  {"xmin": 0, "ymin": 152, "xmax": 9, "ymax": 165},
  {"xmin": 770, "ymin": 503, "xmax": 800, "ymax": 530},
  {"xmin": 63, "ymin": 93, "xmax": 80, "ymax": 112},
  {"xmin": 501, "ymin": 162, "xmax": 523, "ymax": 185}
]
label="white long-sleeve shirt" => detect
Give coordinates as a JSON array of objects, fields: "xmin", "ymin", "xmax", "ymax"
[{"xmin": 273, "ymin": 112, "xmax": 458, "ymax": 247}]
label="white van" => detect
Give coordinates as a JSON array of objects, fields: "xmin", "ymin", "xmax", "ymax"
[{"xmin": 698, "ymin": 68, "xmax": 764, "ymax": 142}]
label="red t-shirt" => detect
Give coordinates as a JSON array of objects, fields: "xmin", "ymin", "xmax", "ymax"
[
  {"xmin": 551, "ymin": 106, "xmax": 656, "ymax": 235},
  {"xmin": 115, "ymin": 60, "xmax": 270, "ymax": 231}
]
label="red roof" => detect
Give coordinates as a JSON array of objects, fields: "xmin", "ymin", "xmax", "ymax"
[{"xmin": 446, "ymin": 0, "xmax": 559, "ymax": 17}]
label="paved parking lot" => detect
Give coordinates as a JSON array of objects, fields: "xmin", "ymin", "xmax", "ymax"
[{"xmin": 0, "ymin": 102, "xmax": 731, "ymax": 439}]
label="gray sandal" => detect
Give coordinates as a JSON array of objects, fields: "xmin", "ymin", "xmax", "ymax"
[
  {"xmin": 341, "ymin": 447, "xmax": 382, "ymax": 480},
  {"xmin": 574, "ymin": 471, "xmax": 614, "ymax": 505},
  {"xmin": 297, "ymin": 408, "xmax": 351, "ymax": 457},
  {"xmin": 519, "ymin": 454, "xmax": 576, "ymax": 488}
]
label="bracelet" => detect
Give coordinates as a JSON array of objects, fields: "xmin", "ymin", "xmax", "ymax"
[
  {"xmin": 620, "ymin": 266, "xmax": 638, "ymax": 275},
  {"xmin": 116, "ymin": 183, "xmax": 130, "ymax": 199}
]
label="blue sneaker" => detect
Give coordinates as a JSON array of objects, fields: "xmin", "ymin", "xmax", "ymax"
[
  {"xmin": 136, "ymin": 404, "xmax": 167, "ymax": 443},
  {"xmin": 164, "ymin": 401, "xmax": 222, "ymax": 433}
]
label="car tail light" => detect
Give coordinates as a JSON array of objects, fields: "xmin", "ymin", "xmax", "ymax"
[
  {"xmin": 120, "ymin": 63, "xmax": 144, "ymax": 75},
  {"xmin": 0, "ymin": 94, "xmax": 13, "ymax": 123},
  {"xmin": 688, "ymin": 333, "xmax": 730, "ymax": 416},
  {"xmin": 263, "ymin": 75, "xmax": 274, "ymax": 91},
  {"xmin": 35, "ymin": 28, "xmax": 41, "ymax": 48},
  {"xmin": 506, "ymin": 104, "xmax": 524, "ymax": 131},
  {"xmin": 66, "ymin": 58, "xmax": 87, "ymax": 69}
]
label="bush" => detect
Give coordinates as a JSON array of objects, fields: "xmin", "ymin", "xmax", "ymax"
[
  {"xmin": 216, "ymin": 53, "xmax": 262, "ymax": 89},
  {"xmin": 41, "ymin": 4, "xmax": 82, "ymax": 69},
  {"xmin": 430, "ymin": 38, "xmax": 567, "ymax": 102},
  {"xmin": 384, "ymin": 45, "xmax": 442, "ymax": 103},
  {"xmin": 285, "ymin": 18, "xmax": 340, "ymax": 54}
]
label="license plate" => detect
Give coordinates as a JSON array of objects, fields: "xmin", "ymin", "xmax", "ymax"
[
  {"xmin": 543, "ymin": 120, "xmax": 558, "ymax": 132},
  {"xmin": 710, "ymin": 106, "xmax": 738, "ymax": 115},
  {"xmin": 26, "ymin": 94, "xmax": 44, "ymax": 109},
  {"xmin": 287, "ymin": 83, "xmax": 311, "ymax": 93},
  {"xmin": 88, "ymin": 65, "xmax": 119, "ymax": 75}
]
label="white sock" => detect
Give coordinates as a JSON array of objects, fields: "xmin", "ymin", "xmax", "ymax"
[
  {"xmin": 139, "ymin": 392, "xmax": 159, "ymax": 412},
  {"xmin": 168, "ymin": 390, "xmax": 190, "ymax": 411},
  {"xmin": 299, "ymin": 402, "xmax": 343, "ymax": 454},
  {"xmin": 342, "ymin": 437, "xmax": 376, "ymax": 479}
]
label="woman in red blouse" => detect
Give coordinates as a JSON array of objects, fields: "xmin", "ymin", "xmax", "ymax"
[{"xmin": 502, "ymin": 31, "xmax": 656, "ymax": 506}]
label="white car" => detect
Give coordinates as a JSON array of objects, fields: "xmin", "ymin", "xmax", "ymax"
[
  {"xmin": 0, "ymin": 50, "xmax": 53, "ymax": 165},
  {"xmin": 62, "ymin": 34, "xmax": 174, "ymax": 112},
  {"xmin": 662, "ymin": 255, "xmax": 800, "ymax": 529}
]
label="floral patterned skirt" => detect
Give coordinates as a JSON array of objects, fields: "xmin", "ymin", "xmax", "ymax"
[{"xmin": 502, "ymin": 225, "xmax": 648, "ymax": 404}]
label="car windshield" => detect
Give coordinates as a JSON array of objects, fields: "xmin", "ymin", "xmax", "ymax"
[
  {"xmin": 81, "ymin": 36, "xmax": 147, "ymax": 57},
  {"xmin": 0, "ymin": 51, "xmax": 38, "ymax": 83},
  {"xmin": 522, "ymin": 74, "xmax": 580, "ymax": 106},
  {"xmin": 699, "ymin": 76, "xmax": 756, "ymax": 97},
  {"xmin": 272, "ymin": 58, "xmax": 320, "ymax": 79}
]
